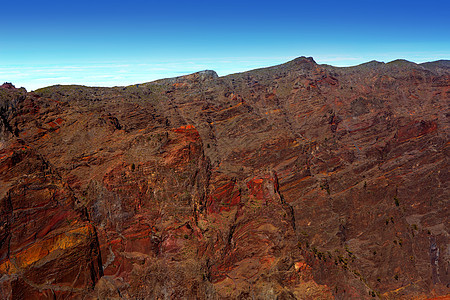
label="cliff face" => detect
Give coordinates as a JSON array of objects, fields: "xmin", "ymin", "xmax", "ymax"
[{"xmin": 0, "ymin": 57, "xmax": 449, "ymax": 299}]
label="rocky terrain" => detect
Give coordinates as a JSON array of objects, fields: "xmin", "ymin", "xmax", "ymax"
[{"xmin": 0, "ymin": 57, "xmax": 449, "ymax": 299}]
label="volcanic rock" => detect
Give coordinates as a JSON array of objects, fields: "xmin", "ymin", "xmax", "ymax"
[{"xmin": 0, "ymin": 57, "xmax": 449, "ymax": 299}]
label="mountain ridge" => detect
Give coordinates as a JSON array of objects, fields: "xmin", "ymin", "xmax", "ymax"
[{"xmin": 26, "ymin": 57, "xmax": 450, "ymax": 92}]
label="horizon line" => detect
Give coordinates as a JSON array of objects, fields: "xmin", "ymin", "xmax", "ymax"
[{"xmin": 2, "ymin": 56, "xmax": 449, "ymax": 92}]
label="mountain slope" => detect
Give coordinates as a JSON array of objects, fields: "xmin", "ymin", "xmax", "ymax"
[{"xmin": 0, "ymin": 57, "xmax": 449, "ymax": 299}]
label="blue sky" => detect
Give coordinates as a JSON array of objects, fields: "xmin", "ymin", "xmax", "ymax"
[{"xmin": 1, "ymin": 0, "xmax": 449, "ymax": 90}]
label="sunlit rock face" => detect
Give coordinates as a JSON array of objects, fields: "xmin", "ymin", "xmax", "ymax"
[{"xmin": 0, "ymin": 58, "xmax": 449, "ymax": 299}]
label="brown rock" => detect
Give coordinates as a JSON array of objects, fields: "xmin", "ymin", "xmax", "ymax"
[{"xmin": 0, "ymin": 58, "xmax": 449, "ymax": 299}]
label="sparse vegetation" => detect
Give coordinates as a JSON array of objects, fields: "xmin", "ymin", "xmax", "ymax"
[
  {"xmin": 320, "ymin": 181, "xmax": 331, "ymax": 195},
  {"xmin": 394, "ymin": 195, "xmax": 399, "ymax": 206}
]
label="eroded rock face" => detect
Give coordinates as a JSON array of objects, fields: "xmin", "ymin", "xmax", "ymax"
[
  {"xmin": 0, "ymin": 142, "xmax": 103, "ymax": 298},
  {"xmin": 0, "ymin": 58, "xmax": 449, "ymax": 299}
]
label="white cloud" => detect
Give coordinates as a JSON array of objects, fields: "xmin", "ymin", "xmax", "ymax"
[{"xmin": 4, "ymin": 53, "xmax": 447, "ymax": 91}]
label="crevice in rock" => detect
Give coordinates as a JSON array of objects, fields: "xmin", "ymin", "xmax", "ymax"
[
  {"xmin": 89, "ymin": 224, "xmax": 104, "ymax": 287},
  {"xmin": 0, "ymin": 109, "xmax": 14, "ymax": 136},
  {"xmin": 272, "ymin": 170, "xmax": 297, "ymax": 233}
]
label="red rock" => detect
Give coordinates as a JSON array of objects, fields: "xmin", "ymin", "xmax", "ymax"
[{"xmin": 0, "ymin": 58, "xmax": 448, "ymax": 298}]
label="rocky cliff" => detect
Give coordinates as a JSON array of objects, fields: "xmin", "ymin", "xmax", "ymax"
[{"xmin": 0, "ymin": 57, "xmax": 449, "ymax": 299}]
